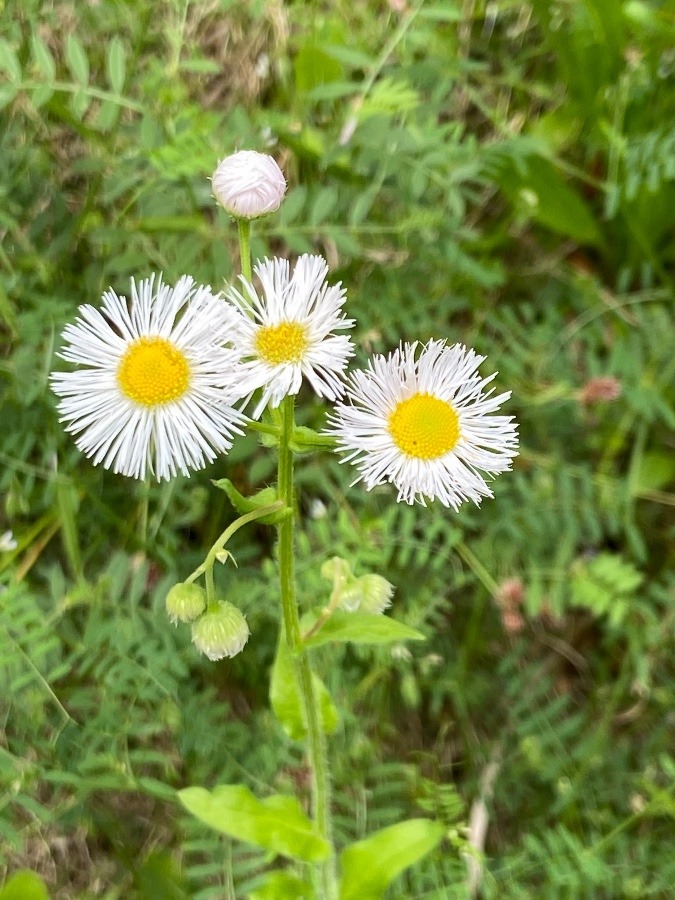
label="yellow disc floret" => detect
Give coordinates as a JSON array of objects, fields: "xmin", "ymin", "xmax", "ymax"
[
  {"xmin": 117, "ymin": 337, "xmax": 190, "ymax": 406},
  {"xmin": 388, "ymin": 392, "xmax": 460, "ymax": 459},
  {"xmin": 254, "ymin": 321, "xmax": 309, "ymax": 365}
]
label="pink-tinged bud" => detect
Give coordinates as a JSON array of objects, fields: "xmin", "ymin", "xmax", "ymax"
[
  {"xmin": 579, "ymin": 376, "xmax": 622, "ymax": 405},
  {"xmin": 212, "ymin": 151, "xmax": 286, "ymax": 219},
  {"xmin": 191, "ymin": 602, "xmax": 250, "ymax": 660},
  {"xmin": 494, "ymin": 577, "xmax": 525, "ymax": 610}
]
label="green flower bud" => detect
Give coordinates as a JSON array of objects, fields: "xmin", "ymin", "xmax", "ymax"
[
  {"xmin": 191, "ymin": 602, "xmax": 250, "ymax": 661},
  {"xmin": 357, "ymin": 574, "xmax": 394, "ymax": 614},
  {"xmin": 165, "ymin": 582, "xmax": 206, "ymax": 625},
  {"xmin": 337, "ymin": 582, "xmax": 363, "ymax": 612},
  {"xmin": 320, "ymin": 556, "xmax": 352, "ymax": 584}
]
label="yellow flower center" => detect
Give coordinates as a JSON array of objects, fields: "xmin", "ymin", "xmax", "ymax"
[
  {"xmin": 117, "ymin": 337, "xmax": 190, "ymax": 407},
  {"xmin": 254, "ymin": 322, "xmax": 309, "ymax": 365},
  {"xmin": 388, "ymin": 393, "xmax": 460, "ymax": 459}
]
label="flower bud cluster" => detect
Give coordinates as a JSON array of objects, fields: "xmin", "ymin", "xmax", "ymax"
[
  {"xmin": 321, "ymin": 556, "xmax": 394, "ymax": 615},
  {"xmin": 166, "ymin": 583, "xmax": 250, "ymax": 660}
]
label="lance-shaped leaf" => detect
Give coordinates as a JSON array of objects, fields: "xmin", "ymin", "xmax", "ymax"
[
  {"xmin": 212, "ymin": 478, "xmax": 290, "ymax": 524},
  {"xmin": 178, "ymin": 785, "xmax": 330, "ymax": 862},
  {"xmin": 304, "ymin": 611, "xmax": 424, "ymax": 649},
  {"xmin": 339, "ymin": 819, "xmax": 445, "ymax": 900},
  {"xmin": 270, "ymin": 636, "xmax": 338, "ymax": 739}
]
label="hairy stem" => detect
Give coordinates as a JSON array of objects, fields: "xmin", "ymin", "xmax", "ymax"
[
  {"xmin": 237, "ymin": 218, "xmax": 253, "ymax": 282},
  {"xmin": 277, "ymin": 396, "xmax": 338, "ymax": 899}
]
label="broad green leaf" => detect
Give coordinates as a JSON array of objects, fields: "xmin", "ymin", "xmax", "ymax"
[
  {"xmin": 494, "ymin": 154, "xmax": 603, "ymax": 246},
  {"xmin": 178, "ymin": 785, "xmax": 330, "ymax": 862},
  {"xmin": 303, "ymin": 611, "xmax": 425, "ymax": 649},
  {"xmin": 248, "ymin": 871, "xmax": 313, "ymax": 900},
  {"xmin": 294, "ymin": 43, "xmax": 342, "ymax": 93},
  {"xmin": 339, "ymin": 819, "xmax": 445, "ymax": 900},
  {"xmin": 65, "ymin": 34, "xmax": 89, "ymax": 85},
  {"xmin": 270, "ymin": 636, "xmax": 338, "ymax": 739},
  {"xmin": 31, "ymin": 34, "xmax": 56, "ymax": 80},
  {"xmin": 107, "ymin": 37, "xmax": 126, "ymax": 93},
  {"xmin": 0, "ymin": 870, "xmax": 49, "ymax": 900},
  {"xmin": 0, "ymin": 39, "xmax": 21, "ymax": 81},
  {"xmin": 212, "ymin": 479, "xmax": 290, "ymax": 524}
]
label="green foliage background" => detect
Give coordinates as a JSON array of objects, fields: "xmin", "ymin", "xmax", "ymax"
[{"xmin": 1, "ymin": 0, "xmax": 674, "ymax": 896}]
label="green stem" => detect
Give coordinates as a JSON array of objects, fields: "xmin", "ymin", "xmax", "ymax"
[
  {"xmin": 277, "ymin": 396, "xmax": 338, "ymax": 899},
  {"xmin": 185, "ymin": 502, "xmax": 285, "ymax": 585},
  {"xmin": 138, "ymin": 477, "xmax": 150, "ymax": 548},
  {"xmin": 237, "ymin": 218, "xmax": 253, "ymax": 282}
]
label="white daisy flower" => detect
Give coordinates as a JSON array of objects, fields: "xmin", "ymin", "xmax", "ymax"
[
  {"xmin": 50, "ymin": 274, "xmax": 247, "ymax": 481},
  {"xmin": 328, "ymin": 339, "xmax": 518, "ymax": 509},
  {"xmin": 226, "ymin": 254, "xmax": 355, "ymax": 418}
]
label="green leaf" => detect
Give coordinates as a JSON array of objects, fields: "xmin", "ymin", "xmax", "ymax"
[
  {"xmin": 95, "ymin": 99, "xmax": 120, "ymax": 132},
  {"xmin": 30, "ymin": 85, "xmax": 54, "ymax": 109},
  {"xmin": 65, "ymin": 34, "xmax": 89, "ymax": 85},
  {"xmin": 633, "ymin": 450, "xmax": 675, "ymax": 494},
  {"xmin": 248, "ymin": 871, "xmax": 314, "ymax": 900},
  {"xmin": 270, "ymin": 636, "xmax": 338, "ymax": 739},
  {"xmin": 132, "ymin": 851, "xmax": 187, "ymax": 899},
  {"xmin": 339, "ymin": 819, "xmax": 445, "ymax": 900},
  {"xmin": 570, "ymin": 553, "xmax": 644, "ymax": 621},
  {"xmin": 0, "ymin": 84, "xmax": 18, "ymax": 111},
  {"xmin": 0, "ymin": 870, "xmax": 49, "ymax": 900},
  {"xmin": 303, "ymin": 611, "xmax": 425, "ymax": 649},
  {"xmin": 69, "ymin": 90, "xmax": 90, "ymax": 121},
  {"xmin": 31, "ymin": 34, "xmax": 56, "ymax": 80},
  {"xmin": 212, "ymin": 479, "xmax": 290, "ymax": 524},
  {"xmin": 0, "ymin": 39, "xmax": 21, "ymax": 81},
  {"xmin": 107, "ymin": 37, "xmax": 126, "ymax": 93},
  {"xmin": 294, "ymin": 43, "xmax": 342, "ymax": 93},
  {"xmin": 494, "ymin": 153, "xmax": 603, "ymax": 246},
  {"xmin": 310, "ymin": 186, "xmax": 339, "ymax": 226},
  {"xmin": 178, "ymin": 785, "xmax": 331, "ymax": 862}
]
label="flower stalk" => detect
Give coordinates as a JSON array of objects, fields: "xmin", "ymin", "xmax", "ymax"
[
  {"xmin": 236, "ymin": 220, "xmax": 338, "ymax": 897},
  {"xmin": 277, "ymin": 395, "xmax": 338, "ymax": 899}
]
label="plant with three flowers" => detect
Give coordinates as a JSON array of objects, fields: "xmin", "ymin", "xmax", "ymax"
[{"xmin": 51, "ymin": 151, "xmax": 518, "ymax": 899}]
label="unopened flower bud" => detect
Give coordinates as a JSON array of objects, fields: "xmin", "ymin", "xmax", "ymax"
[
  {"xmin": 212, "ymin": 151, "xmax": 286, "ymax": 219},
  {"xmin": 494, "ymin": 577, "xmax": 525, "ymax": 610},
  {"xmin": 337, "ymin": 582, "xmax": 363, "ymax": 612},
  {"xmin": 191, "ymin": 601, "xmax": 250, "ymax": 660},
  {"xmin": 579, "ymin": 376, "xmax": 621, "ymax": 405},
  {"xmin": 320, "ymin": 556, "xmax": 352, "ymax": 584},
  {"xmin": 357, "ymin": 574, "xmax": 394, "ymax": 614},
  {"xmin": 165, "ymin": 582, "xmax": 206, "ymax": 625}
]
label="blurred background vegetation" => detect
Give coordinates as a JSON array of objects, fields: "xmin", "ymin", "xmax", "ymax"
[{"xmin": 1, "ymin": 0, "xmax": 674, "ymax": 896}]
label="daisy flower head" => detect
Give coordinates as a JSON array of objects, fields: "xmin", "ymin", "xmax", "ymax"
[
  {"xmin": 50, "ymin": 274, "xmax": 247, "ymax": 481},
  {"xmin": 328, "ymin": 339, "xmax": 519, "ymax": 509},
  {"xmin": 226, "ymin": 254, "xmax": 355, "ymax": 418}
]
